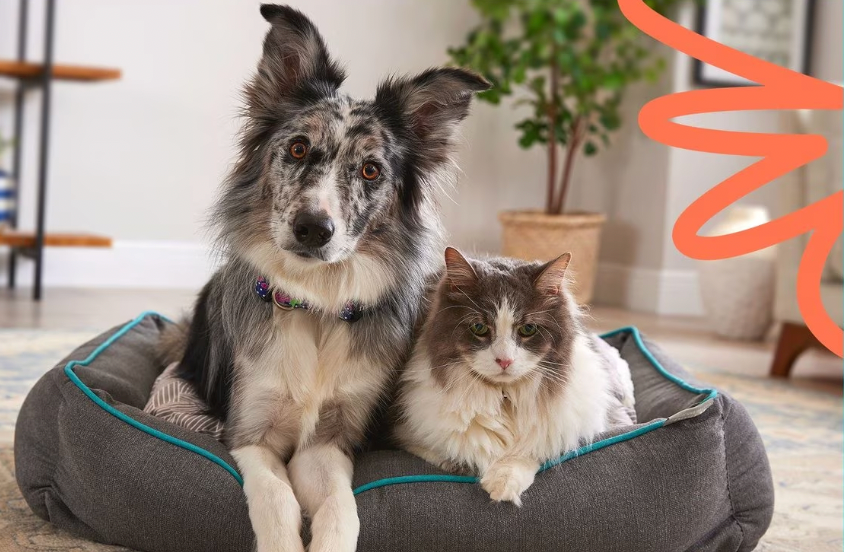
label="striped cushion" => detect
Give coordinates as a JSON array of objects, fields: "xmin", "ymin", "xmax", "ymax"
[{"xmin": 144, "ymin": 363, "xmax": 224, "ymax": 439}]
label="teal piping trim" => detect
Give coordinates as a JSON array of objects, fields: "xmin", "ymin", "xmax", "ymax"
[
  {"xmin": 600, "ymin": 326, "xmax": 718, "ymax": 403},
  {"xmin": 538, "ymin": 419, "xmax": 666, "ymax": 472},
  {"xmin": 63, "ymin": 311, "xmax": 244, "ymax": 487},
  {"xmin": 62, "ymin": 313, "xmax": 716, "ymax": 496},
  {"xmin": 353, "ymin": 474, "xmax": 478, "ymax": 494},
  {"xmin": 351, "ymin": 326, "xmax": 717, "ymax": 496}
]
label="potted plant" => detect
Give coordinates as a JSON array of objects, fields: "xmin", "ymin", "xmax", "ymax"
[
  {"xmin": 449, "ymin": 0, "xmax": 681, "ymax": 302},
  {"xmin": 0, "ymin": 132, "xmax": 13, "ymax": 231}
]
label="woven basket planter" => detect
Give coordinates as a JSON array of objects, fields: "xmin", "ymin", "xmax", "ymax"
[{"xmin": 499, "ymin": 210, "xmax": 606, "ymax": 304}]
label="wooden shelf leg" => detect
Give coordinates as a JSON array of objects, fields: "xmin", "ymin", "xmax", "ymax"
[{"xmin": 32, "ymin": 0, "xmax": 56, "ymax": 301}]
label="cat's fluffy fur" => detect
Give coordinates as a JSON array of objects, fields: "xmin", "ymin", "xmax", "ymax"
[
  {"xmin": 394, "ymin": 248, "xmax": 628, "ymax": 506},
  {"xmin": 160, "ymin": 6, "xmax": 487, "ymax": 552}
]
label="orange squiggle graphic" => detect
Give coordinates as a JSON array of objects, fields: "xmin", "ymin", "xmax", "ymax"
[{"xmin": 618, "ymin": 0, "xmax": 844, "ymax": 357}]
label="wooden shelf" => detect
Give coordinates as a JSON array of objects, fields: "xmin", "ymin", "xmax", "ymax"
[
  {"xmin": 0, "ymin": 60, "xmax": 121, "ymax": 82},
  {"xmin": 0, "ymin": 231, "xmax": 112, "ymax": 248}
]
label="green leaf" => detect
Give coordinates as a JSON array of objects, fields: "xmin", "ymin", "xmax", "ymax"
[
  {"xmin": 600, "ymin": 111, "xmax": 621, "ymax": 131},
  {"xmin": 604, "ymin": 72, "xmax": 625, "ymax": 90},
  {"xmin": 513, "ymin": 64, "xmax": 527, "ymax": 84},
  {"xmin": 472, "ymin": 0, "xmax": 514, "ymax": 20},
  {"xmin": 570, "ymin": 10, "xmax": 587, "ymax": 30},
  {"xmin": 527, "ymin": 10, "xmax": 546, "ymax": 35},
  {"xmin": 450, "ymin": 0, "xmax": 688, "ymax": 161},
  {"xmin": 553, "ymin": 8, "xmax": 569, "ymax": 25}
]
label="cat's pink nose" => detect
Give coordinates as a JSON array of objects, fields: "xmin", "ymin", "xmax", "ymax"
[{"xmin": 496, "ymin": 358, "xmax": 513, "ymax": 370}]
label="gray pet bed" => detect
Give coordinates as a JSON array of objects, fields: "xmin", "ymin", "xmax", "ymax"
[{"xmin": 15, "ymin": 312, "xmax": 774, "ymax": 552}]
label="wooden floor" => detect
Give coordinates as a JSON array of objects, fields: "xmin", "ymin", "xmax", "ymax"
[{"xmin": 2, "ymin": 286, "xmax": 841, "ymax": 395}]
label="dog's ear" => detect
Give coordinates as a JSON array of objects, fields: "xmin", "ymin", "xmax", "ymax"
[
  {"xmin": 444, "ymin": 247, "xmax": 478, "ymax": 291},
  {"xmin": 252, "ymin": 5, "xmax": 345, "ymax": 104},
  {"xmin": 375, "ymin": 68, "xmax": 490, "ymax": 159}
]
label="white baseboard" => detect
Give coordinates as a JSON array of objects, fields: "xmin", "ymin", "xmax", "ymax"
[
  {"xmin": 1, "ymin": 242, "xmax": 705, "ymax": 316},
  {"xmin": 0, "ymin": 240, "xmax": 218, "ymax": 289},
  {"xmin": 594, "ymin": 262, "xmax": 704, "ymax": 317}
]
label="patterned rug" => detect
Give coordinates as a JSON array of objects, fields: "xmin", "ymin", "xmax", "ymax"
[{"xmin": 0, "ymin": 330, "xmax": 841, "ymax": 551}]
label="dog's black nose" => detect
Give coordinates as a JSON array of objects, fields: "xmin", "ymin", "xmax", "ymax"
[{"xmin": 293, "ymin": 212, "xmax": 335, "ymax": 248}]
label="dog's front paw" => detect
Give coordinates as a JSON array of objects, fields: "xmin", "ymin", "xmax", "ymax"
[
  {"xmin": 480, "ymin": 458, "xmax": 538, "ymax": 507},
  {"xmin": 307, "ymin": 494, "xmax": 359, "ymax": 552}
]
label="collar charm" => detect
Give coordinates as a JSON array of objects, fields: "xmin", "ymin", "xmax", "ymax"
[
  {"xmin": 254, "ymin": 276, "xmax": 362, "ymax": 323},
  {"xmin": 272, "ymin": 292, "xmax": 308, "ymax": 311},
  {"xmin": 254, "ymin": 276, "xmax": 271, "ymax": 300}
]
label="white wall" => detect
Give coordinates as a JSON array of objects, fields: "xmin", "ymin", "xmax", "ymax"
[
  {"xmin": 1, "ymin": 0, "xmax": 840, "ymax": 315},
  {"xmin": 0, "ymin": 0, "xmax": 670, "ymax": 286},
  {"xmin": 661, "ymin": 0, "xmax": 843, "ymax": 274},
  {"xmin": 0, "ymin": 0, "xmax": 481, "ymax": 244}
]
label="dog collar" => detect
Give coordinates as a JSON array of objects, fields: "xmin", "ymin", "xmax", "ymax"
[{"xmin": 254, "ymin": 276, "xmax": 362, "ymax": 322}]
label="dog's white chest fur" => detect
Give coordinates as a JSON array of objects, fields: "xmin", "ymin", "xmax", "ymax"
[{"xmin": 236, "ymin": 310, "xmax": 376, "ymax": 451}]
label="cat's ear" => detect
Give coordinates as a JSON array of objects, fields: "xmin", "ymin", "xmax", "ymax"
[
  {"xmin": 534, "ymin": 253, "xmax": 572, "ymax": 296},
  {"xmin": 251, "ymin": 5, "xmax": 346, "ymax": 107},
  {"xmin": 444, "ymin": 247, "xmax": 478, "ymax": 290}
]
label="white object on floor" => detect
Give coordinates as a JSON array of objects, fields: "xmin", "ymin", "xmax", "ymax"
[{"xmin": 697, "ymin": 206, "xmax": 776, "ymax": 341}]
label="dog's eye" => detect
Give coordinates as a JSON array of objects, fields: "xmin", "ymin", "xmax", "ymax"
[
  {"xmin": 361, "ymin": 163, "xmax": 380, "ymax": 181},
  {"xmin": 518, "ymin": 324, "xmax": 538, "ymax": 337},
  {"xmin": 290, "ymin": 142, "xmax": 308, "ymax": 159},
  {"xmin": 469, "ymin": 323, "xmax": 489, "ymax": 336}
]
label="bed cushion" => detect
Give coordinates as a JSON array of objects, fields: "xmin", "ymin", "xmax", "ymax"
[{"xmin": 15, "ymin": 312, "xmax": 774, "ymax": 552}]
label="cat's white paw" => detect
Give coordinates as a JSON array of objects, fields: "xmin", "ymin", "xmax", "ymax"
[{"xmin": 480, "ymin": 458, "xmax": 537, "ymax": 507}]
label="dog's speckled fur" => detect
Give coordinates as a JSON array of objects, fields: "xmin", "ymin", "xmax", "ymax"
[{"xmin": 160, "ymin": 5, "xmax": 487, "ymax": 552}]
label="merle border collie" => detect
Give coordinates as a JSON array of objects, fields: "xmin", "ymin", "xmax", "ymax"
[{"xmin": 160, "ymin": 5, "xmax": 487, "ymax": 551}]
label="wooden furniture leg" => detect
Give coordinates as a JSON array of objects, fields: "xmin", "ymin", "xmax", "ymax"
[{"xmin": 770, "ymin": 322, "xmax": 821, "ymax": 378}]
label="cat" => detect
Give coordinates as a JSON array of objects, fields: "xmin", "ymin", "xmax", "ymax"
[{"xmin": 394, "ymin": 247, "xmax": 635, "ymax": 506}]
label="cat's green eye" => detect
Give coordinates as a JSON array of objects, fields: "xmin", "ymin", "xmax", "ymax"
[
  {"xmin": 518, "ymin": 324, "xmax": 538, "ymax": 337},
  {"xmin": 469, "ymin": 323, "xmax": 489, "ymax": 336}
]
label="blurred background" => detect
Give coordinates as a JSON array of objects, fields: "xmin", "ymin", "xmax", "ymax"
[{"xmin": 0, "ymin": 1, "xmax": 842, "ymax": 549}]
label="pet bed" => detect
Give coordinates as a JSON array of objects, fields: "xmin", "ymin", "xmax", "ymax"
[{"xmin": 15, "ymin": 312, "xmax": 774, "ymax": 552}]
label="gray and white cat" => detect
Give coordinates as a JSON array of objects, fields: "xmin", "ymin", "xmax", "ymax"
[{"xmin": 394, "ymin": 248, "xmax": 635, "ymax": 506}]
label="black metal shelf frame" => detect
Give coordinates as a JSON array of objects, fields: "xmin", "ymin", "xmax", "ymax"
[{"xmin": 7, "ymin": 0, "xmax": 57, "ymax": 300}]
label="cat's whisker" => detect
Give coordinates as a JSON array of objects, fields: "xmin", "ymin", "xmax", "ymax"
[
  {"xmin": 438, "ymin": 365, "xmax": 478, "ymax": 396},
  {"xmin": 454, "ymin": 371, "xmax": 484, "ymax": 405},
  {"xmin": 537, "ymin": 358, "xmax": 569, "ymax": 367},
  {"xmin": 522, "ymin": 309, "xmax": 555, "ymax": 318},
  {"xmin": 528, "ymin": 371, "xmax": 553, "ymax": 395},
  {"xmin": 436, "ymin": 304, "xmax": 478, "ymax": 316},
  {"xmin": 536, "ymin": 367, "xmax": 569, "ymax": 381},
  {"xmin": 537, "ymin": 326, "xmax": 555, "ymax": 340},
  {"xmin": 536, "ymin": 364, "xmax": 570, "ymax": 381},
  {"xmin": 455, "ymin": 287, "xmax": 484, "ymax": 313},
  {"xmin": 455, "ymin": 313, "xmax": 478, "ymax": 325},
  {"xmin": 536, "ymin": 366, "xmax": 567, "ymax": 379}
]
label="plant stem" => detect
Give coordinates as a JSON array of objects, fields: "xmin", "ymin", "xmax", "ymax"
[
  {"xmin": 545, "ymin": 46, "xmax": 561, "ymax": 214},
  {"xmin": 552, "ymin": 116, "xmax": 583, "ymax": 215}
]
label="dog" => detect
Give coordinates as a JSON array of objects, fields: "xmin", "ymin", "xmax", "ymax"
[{"xmin": 160, "ymin": 5, "xmax": 488, "ymax": 551}]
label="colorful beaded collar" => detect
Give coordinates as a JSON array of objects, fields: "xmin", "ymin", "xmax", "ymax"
[{"xmin": 254, "ymin": 276, "xmax": 362, "ymax": 323}]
